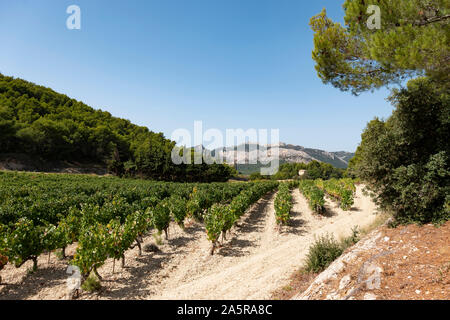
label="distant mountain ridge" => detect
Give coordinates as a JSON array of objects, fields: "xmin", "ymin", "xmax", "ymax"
[
  {"xmin": 273, "ymin": 143, "xmax": 354, "ymax": 168},
  {"xmin": 193, "ymin": 142, "xmax": 354, "ymax": 174}
]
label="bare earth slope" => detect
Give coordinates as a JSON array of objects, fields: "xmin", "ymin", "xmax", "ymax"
[
  {"xmin": 292, "ymin": 221, "xmax": 450, "ymax": 300},
  {"xmin": 0, "ymin": 185, "xmax": 378, "ymax": 300}
]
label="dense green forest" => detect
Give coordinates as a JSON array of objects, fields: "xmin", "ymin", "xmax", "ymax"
[{"xmin": 0, "ymin": 74, "xmax": 235, "ymax": 182}]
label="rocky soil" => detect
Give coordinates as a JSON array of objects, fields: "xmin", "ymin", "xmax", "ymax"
[{"xmin": 291, "ymin": 221, "xmax": 450, "ymax": 300}]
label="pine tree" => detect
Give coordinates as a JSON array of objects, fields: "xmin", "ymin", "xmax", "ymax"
[{"xmin": 310, "ymin": 0, "xmax": 449, "ymax": 95}]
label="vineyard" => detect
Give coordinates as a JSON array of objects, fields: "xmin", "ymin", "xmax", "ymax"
[
  {"xmin": 298, "ymin": 179, "xmax": 356, "ymax": 214},
  {"xmin": 315, "ymin": 178, "xmax": 355, "ymax": 210},
  {"xmin": 205, "ymin": 181, "xmax": 277, "ymax": 254},
  {"xmin": 0, "ymin": 171, "xmax": 277, "ymax": 286},
  {"xmin": 0, "ymin": 171, "xmax": 369, "ymax": 299},
  {"xmin": 299, "ymin": 180, "xmax": 325, "ymax": 214}
]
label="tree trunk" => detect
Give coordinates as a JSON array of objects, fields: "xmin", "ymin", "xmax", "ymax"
[
  {"xmin": 32, "ymin": 257, "xmax": 38, "ymax": 272},
  {"xmin": 136, "ymin": 239, "xmax": 142, "ymax": 256},
  {"xmin": 82, "ymin": 273, "xmax": 88, "ymax": 283},
  {"xmin": 48, "ymin": 251, "xmax": 51, "ymax": 264},
  {"xmin": 62, "ymin": 247, "xmax": 66, "ymax": 259},
  {"xmin": 94, "ymin": 267, "xmax": 102, "ymax": 281},
  {"xmin": 164, "ymin": 228, "xmax": 168, "ymax": 240},
  {"xmin": 121, "ymin": 255, "xmax": 125, "ymax": 268},
  {"xmin": 112, "ymin": 259, "xmax": 115, "ymax": 273},
  {"xmin": 210, "ymin": 242, "xmax": 216, "ymax": 255}
]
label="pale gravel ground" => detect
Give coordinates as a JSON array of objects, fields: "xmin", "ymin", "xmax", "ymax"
[{"xmin": 0, "ymin": 185, "xmax": 378, "ymax": 300}]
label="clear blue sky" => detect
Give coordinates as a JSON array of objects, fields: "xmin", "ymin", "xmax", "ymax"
[{"xmin": 0, "ymin": 0, "xmax": 394, "ymax": 152}]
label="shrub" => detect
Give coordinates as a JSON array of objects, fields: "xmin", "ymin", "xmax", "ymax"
[
  {"xmin": 304, "ymin": 234, "xmax": 343, "ymax": 273},
  {"xmin": 349, "ymin": 79, "xmax": 449, "ymax": 224},
  {"xmin": 340, "ymin": 226, "xmax": 360, "ymax": 250}
]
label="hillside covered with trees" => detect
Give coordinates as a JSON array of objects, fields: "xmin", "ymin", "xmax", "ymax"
[{"xmin": 0, "ymin": 74, "xmax": 235, "ymax": 182}]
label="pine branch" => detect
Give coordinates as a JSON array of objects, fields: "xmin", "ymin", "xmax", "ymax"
[{"xmin": 415, "ymin": 14, "xmax": 450, "ymax": 27}]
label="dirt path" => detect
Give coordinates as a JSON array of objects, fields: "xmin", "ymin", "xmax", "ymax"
[{"xmin": 0, "ymin": 185, "xmax": 379, "ymax": 300}]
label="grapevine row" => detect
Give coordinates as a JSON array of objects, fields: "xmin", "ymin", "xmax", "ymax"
[
  {"xmin": 315, "ymin": 178, "xmax": 355, "ymax": 210},
  {"xmin": 0, "ymin": 171, "xmax": 256, "ymax": 285},
  {"xmin": 274, "ymin": 182, "xmax": 297, "ymax": 226},
  {"xmin": 204, "ymin": 181, "xmax": 278, "ymax": 255},
  {"xmin": 299, "ymin": 180, "xmax": 325, "ymax": 214}
]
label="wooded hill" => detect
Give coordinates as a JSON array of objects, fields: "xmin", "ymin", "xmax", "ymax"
[{"xmin": 0, "ymin": 74, "xmax": 234, "ymax": 182}]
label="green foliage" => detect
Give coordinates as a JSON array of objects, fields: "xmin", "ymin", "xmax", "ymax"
[
  {"xmin": 274, "ymin": 183, "xmax": 293, "ymax": 225},
  {"xmin": 0, "ymin": 224, "xmax": 8, "ymax": 274},
  {"xmin": 0, "ymin": 171, "xmax": 260, "ymax": 274},
  {"xmin": 0, "ymin": 74, "xmax": 233, "ymax": 182},
  {"xmin": 316, "ymin": 178, "xmax": 355, "ymax": 210},
  {"xmin": 304, "ymin": 234, "xmax": 344, "ymax": 273},
  {"xmin": 186, "ymin": 188, "xmax": 210, "ymax": 221},
  {"xmin": 107, "ymin": 220, "xmax": 129, "ymax": 263},
  {"xmin": 5, "ymin": 218, "xmax": 45, "ymax": 270},
  {"xmin": 42, "ymin": 223, "xmax": 67, "ymax": 255},
  {"xmin": 249, "ymin": 172, "xmax": 264, "ymax": 181},
  {"xmin": 104, "ymin": 210, "xmax": 148, "ymax": 267},
  {"xmin": 272, "ymin": 161, "xmax": 345, "ymax": 180},
  {"xmin": 70, "ymin": 192, "xmax": 150, "ymax": 277},
  {"xmin": 54, "ymin": 209, "xmax": 82, "ymax": 253},
  {"xmin": 340, "ymin": 226, "xmax": 360, "ymax": 250},
  {"xmin": 349, "ymin": 78, "xmax": 449, "ymax": 224},
  {"xmin": 0, "ymin": 253, "xmax": 7, "ymax": 277},
  {"xmin": 0, "ymin": 171, "xmax": 191, "ymax": 227},
  {"xmin": 186, "ymin": 183, "xmax": 249, "ymax": 221},
  {"xmin": 81, "ymin": 273, "xmax": 102, "ymax": 292},
  {"xmin": 204, "ymin": 204, "xmax": 227, "ymax": 244},
  {"xmin": 204, "ymin": 182, "xmax": 278, "ymax": 254},
  {"xmin": 299, "ymin": 180, "xmax": 325, "ymax": 214},
  {"xmin": 72, "ymin": 221, "xmax": 110, "ymax": 277},
  {"xmin": 229, "ymin": 182, "xmax": 278, "ymax": 220},
  {"xmin": 339, "ymin": 189, "xmax": 354, "ymax": 211},
  {"xmin": 168, "ymin": 196, "xmax": 188, "ymax": 228},
  {"xmin": 310, "ymin": 1, "xmax": 449, "ymax": 95},
  {"xmin": 151, "ymin": 200, "xmax": 171, "ymax": 238}
]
